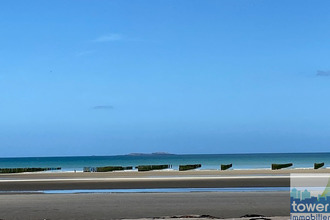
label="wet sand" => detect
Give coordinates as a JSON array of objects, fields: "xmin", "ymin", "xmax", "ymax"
[
  {"xmin": 0, "ymin": 191, "xmax": 289, "ymax": 220},
  {"xmin": 0, "ymin": 176, "xmax": 290, "ymax": 191},
  {"xmin": 0, "ymin": 169, "xmax": 326, "ymax": 219},
  {"xmin": 0, "ymin": 169, "xmax": 328, "ymax": 191}
]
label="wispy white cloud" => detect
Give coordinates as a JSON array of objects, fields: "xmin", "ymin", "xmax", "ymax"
[
  {"xmin": 317, "ymin": 70, "xmax": 330, "ymax": 77},
  {"xmin": 93, "ymin": 105, "xmax": 114, "ymax": 110},
  {"xmin": 76, "ymin": 50, "xmax": 94, "ymax": 57},
  {"xmin": 93, "ymin": 34, "xmax": 123, "ymax": 42}
]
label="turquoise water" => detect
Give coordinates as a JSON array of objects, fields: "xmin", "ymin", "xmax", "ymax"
[{"xmin": 0, "ymin": 153, "xmax": 329, "ymax": 171}]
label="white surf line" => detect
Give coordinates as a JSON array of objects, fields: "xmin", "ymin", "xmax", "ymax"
[{"xmin": 0, "ymin": 175, "xmax": 289, "ymax": 182}]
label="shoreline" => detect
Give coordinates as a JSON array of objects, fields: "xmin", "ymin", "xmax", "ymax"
[
  {"xmin": 0, "ymin": 169, "xmax": 321, "ymax": 219},
  {"xmin": 0, "ymin": 168, "xmax": 328, "ymax": 191},
  {"xmin": 1, "ymin": 167, "xmax": 329, "ymax": 177}
]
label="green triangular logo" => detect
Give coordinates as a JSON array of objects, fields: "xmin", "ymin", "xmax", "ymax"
[{"xmin": 321, "ymin": 178, "xmax": 330, "ymax": 197}]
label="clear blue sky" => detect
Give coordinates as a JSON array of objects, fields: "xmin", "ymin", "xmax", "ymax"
[{"xmin": 1, "ymin": 0, "xmax": 330, "ymax": 157}]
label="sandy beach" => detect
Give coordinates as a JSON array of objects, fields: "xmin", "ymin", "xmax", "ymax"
[
  {"xmin": 0, "ymin": 169, "xmax": 329, "ymax": 191},
  {"xmin": 0, "ymin": 191, "xmax": 289, "ymax": 220},
  {"xmin": 0, "ymin": 169, "xmax": 328, "ymax": 219}
]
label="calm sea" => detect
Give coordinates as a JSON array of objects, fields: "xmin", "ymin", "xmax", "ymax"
[{"xmin": 0, "ymin": 153, "xmax": 329, "ymax": 172}]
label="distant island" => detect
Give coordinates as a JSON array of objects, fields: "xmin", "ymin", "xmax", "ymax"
[{"xmin": 127, "ymin": 152, "xmax": 175, "ymax": 156}]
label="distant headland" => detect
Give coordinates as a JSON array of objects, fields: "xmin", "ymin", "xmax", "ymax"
[{"xmin": 127, "ymin": 152, "xmax": 175, "ymax": 156}]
